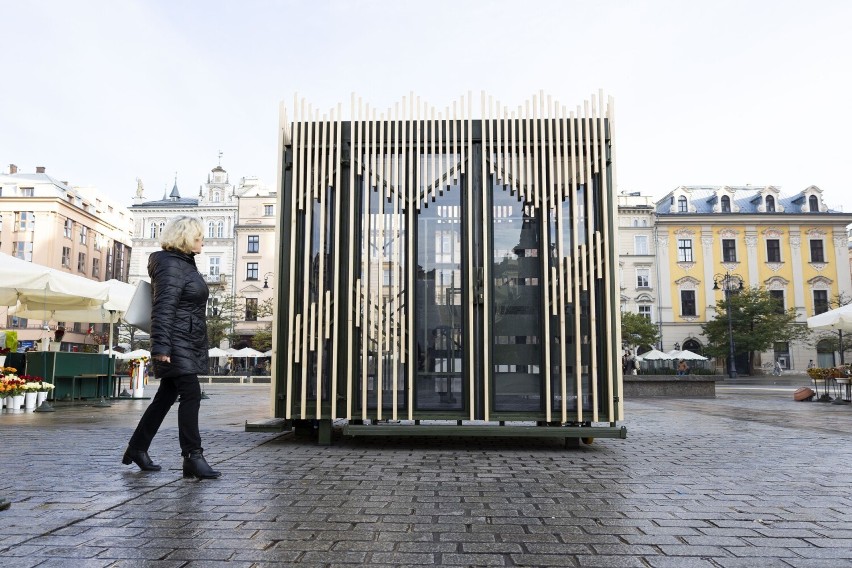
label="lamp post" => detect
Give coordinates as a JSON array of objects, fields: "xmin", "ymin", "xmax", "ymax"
[
  {"xmin": 262, "ymin": 272, "xmax": 275, "ymax": 289},
  {"xmin": 713, "ymin": 272, "xmax": 744, "ymax": 378}
]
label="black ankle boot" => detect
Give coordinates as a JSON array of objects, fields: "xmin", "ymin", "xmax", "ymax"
[
  {"xmin": 182, "ymin": 449, "xmax": 221, "ymax": 479},
  {"xmin": 122, "ymin": 447, "xmax": 161, "ymax": 471}
]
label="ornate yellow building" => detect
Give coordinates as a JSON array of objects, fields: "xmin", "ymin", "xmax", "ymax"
[{"xmin": 655, "ymin": 185, "xmax": 852, "ymax": 372}]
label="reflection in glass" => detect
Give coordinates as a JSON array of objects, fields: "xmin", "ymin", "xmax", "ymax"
[
  {"xmin": 415, "ymin": 173, "xmax": 464, "ymax": 411},
  {"xmin": 491, "ymin": 179, "xmax": 543, "ymax": 412}
]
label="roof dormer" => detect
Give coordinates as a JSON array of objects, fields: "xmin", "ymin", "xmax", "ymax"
[
  {"xmin": 756, "ymin": 185, "xmax": 783, "ymax": 213},
  {"xmin": 802, "ymin": 185, "xmax": 824, "ymax": 213},
  {"xmin": 668, "ymin": 186, "xmax": 696, "ymax": 214},
  {"xmin": 711, "ymin": 186, "xmax": 739, "ymax": 213}
]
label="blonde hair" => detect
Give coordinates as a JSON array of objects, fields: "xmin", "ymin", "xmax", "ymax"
[{"xmin": 160, "ymin": 216, "xmax": 203, "ymax": 253}]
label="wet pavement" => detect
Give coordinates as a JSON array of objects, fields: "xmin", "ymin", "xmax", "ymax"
[{"xmin": 1, "ymin": 376, "xmax": 851, "ymax": 567}]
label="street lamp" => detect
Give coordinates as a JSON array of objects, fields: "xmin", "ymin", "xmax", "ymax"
[
  {"xmin": 262, "ymin": 272, "xmax": 275, "ymax": 289},
  {"xmin": 713, "ymin": 272, "xmax": 745, "ymax": 378}
]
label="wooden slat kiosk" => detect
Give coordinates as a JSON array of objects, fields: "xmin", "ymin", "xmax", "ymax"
[{"xmin": 269, "ymin": 91, "xmax": 626, "ymax": 446}]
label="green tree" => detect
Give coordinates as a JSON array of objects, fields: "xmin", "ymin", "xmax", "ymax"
[
  {"xmin": 701, "ymin": 286, "xmax": 811, "ymax": 374},
  {"xmin": 620, "ymin": 311, "xmax": 660, "ymax": 352},
  {"xmin": 249, "ymin": 299, "xmax": 275, "ymax": 352},
  {"xmin": 206, "ymin": 291, "xmax": 241, "ymax": 348}
]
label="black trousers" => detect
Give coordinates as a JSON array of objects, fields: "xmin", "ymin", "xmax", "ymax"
[{"xmin": 128, "ymin": 374, "xmax": 202, "ymax": 456}]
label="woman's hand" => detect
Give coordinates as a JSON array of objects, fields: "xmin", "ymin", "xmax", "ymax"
[{"xmin": 154, "ymin": 354, "xmax": 171, "ymax": 363}]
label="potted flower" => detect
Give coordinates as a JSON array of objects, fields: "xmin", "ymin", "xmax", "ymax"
[
  {"xmin": 1, "ymin": 373, "xmax": 25, "ymax": 410},
  {"xmin": 50, "ymin": 327, "xmax": 65, "ymax": 352},
  {"xmin": 21, "ymin": 377, "xmax": 42, "ymax": 410}
]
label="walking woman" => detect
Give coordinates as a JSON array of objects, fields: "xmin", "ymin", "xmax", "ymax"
[{"xmin": 122, "ymin": 215, "xmax": 220, "ymax": 479}]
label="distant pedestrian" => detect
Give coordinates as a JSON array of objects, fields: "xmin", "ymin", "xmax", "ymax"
[
  {"xmin": 807, "ymin": 360, "xmax": 816, "ymax": 370},
  {"xmin": 773, "ymin": 361, "xmax": 782, "ymax": 376},
  {"xmin": 677, "ymin": 360, "xmax": 688, "ymax": 376}
]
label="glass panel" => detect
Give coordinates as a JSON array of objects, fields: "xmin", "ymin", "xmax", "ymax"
[
  {"xmin": 415, "ymin": 170, "xmax": 464, "ymax": 411},
  {"xmin": 490, "ymin": 179, "xmax": 543, "ymax": 412}
]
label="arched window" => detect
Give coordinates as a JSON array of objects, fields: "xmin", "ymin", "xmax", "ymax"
[
  {"xmin": 149, "ymin": 223, "xmax": 157, "ymax": 239},
  {"xmin": 682, "ymin": 338, "xmax": 702, "ymax": 355},
  {"xmin": 208, "ymin": 222, "xmax": 216, "ymax": 238},
  {"xmin": 765, "ymin": 195, "xmax": 775, "ymax": 212},
  {"xmin": 721, "ymin": 195, "xmax": 731, "ymax": 212},
  {"xmin": 158, "ymin": 222, "xmax": 165, "ymax": 236},
  {"xmin": 677, "ymin": 196, "xmax": 687, "ymax": 212},
  {"xmin": 642, "ymin": 219, "xmax": 648, "ymax": 227},
  {"xmin": 213, "ymin": 191, "xmax": 220, "ymax": 203},
  {"xmin": 217, "ymin": 221, "xmax": 224, "ymax": 238},
  {"xmin": 632, "ymin": 219, "xmax": 639, "ymax": 227},
  {"xmin": 809, "ymin": 195, "xmax": 819, "ymax": 212}
]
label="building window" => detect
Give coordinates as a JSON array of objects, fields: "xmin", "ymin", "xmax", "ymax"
[
  {"xmin": 636, "ymin": 268, "xmax": 650, "ymax": 288},
  {"xmin": 64, "ymin": 218, "xmax": 73, "ymax": 238},
  {"xmin": 209, "ymin": 257, "xmax": 220, "ymax": 280},
  {"xmin": 158, "ymin": 221, "xmax": 165, "ymax": 236},
  {"xmin": 246, "ymin": 262, "xmax": 259, "ymax": 280},
  {"xmin": 810, "ymin": 239, "xmax": 824, "ymax": 263},
  {"xmin": 677, "ymin": 196, "xmax": 687, "ymax": 212},
  {"xmin": 217, "ymin": 221, "xmax": 224, "ymax": 238},
  {"xmin": 247, "ymin": 235, "xmax": 260, "ymax": 253},
  {"xmin": 264, "ymin": 204, "xmax": 274, "ymax": 216},
  {"xmin": 21, "ymin": 187, "xmax": 34, "ymax": 197},
  {"xmin": 207, "ymin": 222, "xmax": 216, "ymax": 238},
  {"xmin": 245, "ymin": 298, "xmax": 258, "ymax": 321},
  {"xmin": 677, "ymin": 239, "xmax": 693, "ymax": 262},
  {"xmin": 681, "ymin": 290, "xmax": 697, "ymax": 316},
  {"xmin": 78, "ymin": 252, "xmax": 87, "ymax": 273},
  {"xmin": 720, "ymin": 195, "xmax": 731, "ymax": 212},
  {"xmin": 80, "ymin": 225, "xmax": 88, "ymax": 245},
  {"xmin": 766, "ymin": 239, "xmax": 781, "ymax": 262},
  {"xmin": 634, "ymin": 235, "xmax": 648, "ymax": 255},
  {"xmin": 766, "ymin": 195, "xmax": 775, "ymax": 212},
  {"xmin": 15, "ymin": 211, "xmax": 35, "ymax": 231},
  {"xmin": 92, "ymin": 258, "xmax": 100, "ymax": 278},
  {"xmin": 213, "ymin": 191, "xmax": 220, "ymax": 203},
  {"xmin": 809, "ymin": 195, "xmax": 819, "ymax": 212},
  {"xmin": 722, "ymin": 239, "xmax": 737, "ymax": 262},
  {"xmin": 638, "ymin": 305, "xmax": 652, "ymax": 321},
  {"xmin": 61, "ymin": 246, "xmax": 71, "ymax": 268},
  {"xmin": 13, "ymin": 241, "xmax": 33, "ymax": 261},
  {"xmin": 149, "ymin": 223, "xmax": 157, "ymax": 239},
  {"xmin": 769, "ymin": 290, "xmax": 785, "ymax": 314},
  {"xmin": 813, "ymin": 290, "xmax": 829, "ymax": 315}
]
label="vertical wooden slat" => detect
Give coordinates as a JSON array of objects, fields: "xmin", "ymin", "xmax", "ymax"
[
  {"xmin": 331, "ymin": 105, "xmax": 342, "ymax": 420},
  {"xmin": 553, "ymin": 100, "xmax": 568, "ymax": 424},
  {"xmin": 569, "ymin": 109, "xmax": 582, "ymax": 423},
  {"xmin": 481, "ymin": 91, "xmax": 491, "ymax": 422},
  {"xmin": 407, "ymin": 92, "xmax": 416, "ymax": 420},
  {"xmin": 314, "ymin": 113, "xmax": 330, "ymax": 418},
  {"xmin": 598, "ymin": 90, "xmax": 615, "ymax": 423},
  {"xmin": 466, "ymin": 91, "xmax": 474, "ymax": 420},
  {"xmin": 535, "ymin": 91, "xmax": 552, "ymax": 423},
  {"xmin": 284, "ymin": 96, "xmax": 302, "ymax": 419},
  {"xmin": 608, "ymin": 95, "xmax": 624, "ymax": 421},
  {"xmin": 583, "ymin": 100, "xmax": 599, "ymax": 423}
]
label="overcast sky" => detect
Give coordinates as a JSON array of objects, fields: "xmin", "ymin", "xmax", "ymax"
[{"xmin": 2, "ymin": 0, "xmax": 850, "ymax": 213}]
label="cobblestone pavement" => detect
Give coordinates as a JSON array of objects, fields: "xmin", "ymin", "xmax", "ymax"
[{"xmin": 1, "ymin": 377, "xmax": 851, "ymax": 567}]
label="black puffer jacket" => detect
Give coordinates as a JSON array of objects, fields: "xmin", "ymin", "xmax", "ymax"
[{"xmin": 148, "ymin": 249, "xmax": 209, "ymax": 378}]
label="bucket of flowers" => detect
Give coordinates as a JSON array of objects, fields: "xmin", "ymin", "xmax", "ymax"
[
  {"xmin": 20, "ymin": 375, "xmax": 50, "ymax": 410},
  {"xmin": 0, "ymin": 370, "xmax": 26, "ymax": 410}
]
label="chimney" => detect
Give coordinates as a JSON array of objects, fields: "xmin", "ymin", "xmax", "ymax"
[
  {"xmin": 9, "ymin": 164, "xmax": 17, "ymax": 174},
  {"xmin": 36, "ymin": 166, "xmax": 46, "ymax": 173}
]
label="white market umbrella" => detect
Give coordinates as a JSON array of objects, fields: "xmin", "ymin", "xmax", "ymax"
[
  {"xmin": 117, "ymin": 349, "xmax": 151, "ymax": 360},
  {"xmin": 0, "ymin": 252, "xmax": 110, "ymax": 308},
  {"xmin": 263, "ymin": 349, "xmax": 273, "ymax": 357},
  {"xmin": 807, "ymin": 304, "xmax": 852, "ymax": 333},
  {"xmin": 638, "ymin": 348, "xmax": 673, "ymax": 360},
  {"xmin": 208, "ymin": 347, "xmax": 230, "ymax": 357},
  {"xmin": 230, "ymin": 347, "xmax": 264, "ymax": 358},
  {"xmin": 675, "ymin": 349, "xmax": 708, "ymax": 361}
]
